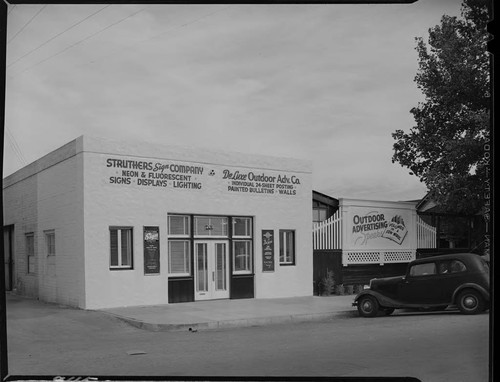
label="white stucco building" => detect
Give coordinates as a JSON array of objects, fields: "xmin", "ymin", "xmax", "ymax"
[{"xmin": 3, "ymin": 136, "xmax": 313, "ymax": 309}]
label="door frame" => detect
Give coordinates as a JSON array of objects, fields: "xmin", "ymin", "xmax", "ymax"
[
  {"xmin": 167, "ymin": 213, "xmax": 256, "ymax": 303},
  {"xmin": 194, "ymin": 240, "xmax": 230, "ymax": 301},
  {"xmin": 3, "ymin": 225, "xmax": 15, "ymax": 291}
]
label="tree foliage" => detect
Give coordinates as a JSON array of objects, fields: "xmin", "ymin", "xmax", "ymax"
[{"xmin": 392, "ymin": 0, "xmax": 491, "ymax": 215}]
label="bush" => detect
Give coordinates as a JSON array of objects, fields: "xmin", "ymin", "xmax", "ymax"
[
  {"xmin": 334, "ymin": 284, "xmax": 345, "ymax": 295},
  {"xmin": 354, "ymin": 284, "xmax": 365, "ymax": 294},
  {"xmin": 321, "ymin": 270, "xmax": 335, "ymax": 295}
]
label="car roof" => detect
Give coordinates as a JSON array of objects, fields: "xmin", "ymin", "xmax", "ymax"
[{"xmin": 411, "ymin": 253, "xmax": 481, "ymax": 265}]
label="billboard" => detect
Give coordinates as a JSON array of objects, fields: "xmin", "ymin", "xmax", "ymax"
[{"xmin": 343, "ymin": 202, "xmax": 416, "ymax": 251}]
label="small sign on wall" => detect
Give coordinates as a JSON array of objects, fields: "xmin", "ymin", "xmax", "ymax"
[
  {"xmin": 144, "ymin": 226, "xmax": 160, "ymax": 274},
  {"xmin": 262, "ymin": 230, "xmax": 275, "ymax": 272}
]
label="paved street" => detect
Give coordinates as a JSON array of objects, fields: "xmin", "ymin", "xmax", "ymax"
[{"xmin": 5, "ymin": 295, "xmax": 490, "ymax": 381}]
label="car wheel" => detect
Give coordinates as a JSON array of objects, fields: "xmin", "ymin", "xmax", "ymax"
[
  {"xmin": 382, "ymin": 307, "xmax": 395, "ymax": 315},
  {"xmin": 457, "ymin": 289, "xmax": 484, "ymax": 315},
  {"xmin": 357, "ymin": 296, "xmax": 379, "ymax": 317}
]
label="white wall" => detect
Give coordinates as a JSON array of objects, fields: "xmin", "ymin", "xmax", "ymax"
[
  {"xmin": 3, "ymin": 173, "xmax": 39, "ymax": 298},
  {"xmin": 2, "ymin": 140, "xmax": 86, "ymax": 307},
  {"xmin": 81, "ymin": 136, "xmax": 313, "ymax": 309},
  {"xmin": 36, "ymin": 154, "xmax": 85, "ymax": 307}
]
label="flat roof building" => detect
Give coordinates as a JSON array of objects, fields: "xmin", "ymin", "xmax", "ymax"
[{"xmin": 3, "ymin": 136, "xmax": 313, "ymax": 309}]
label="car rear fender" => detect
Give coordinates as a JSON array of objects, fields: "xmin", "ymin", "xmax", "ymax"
[
  {"xmin": 452, "ymin": 283, "xmax": 490, "ymax": 303},
  {"xmin": 353, "ymin": 290, "xmax": 399, "ymax": 308}
]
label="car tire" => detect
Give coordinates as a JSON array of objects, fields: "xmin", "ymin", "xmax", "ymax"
[
  {"xmin": 457, "ymin": 289, "xmax": 484, "ymax": 315},
  {"xmin": 357, "ymin": 295, "xmax": 379, "ymax": 318}
]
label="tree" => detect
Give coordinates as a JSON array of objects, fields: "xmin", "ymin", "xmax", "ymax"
[{"xmin": 392, "ymin": 0, "xmax": 491, "ymax": 215}]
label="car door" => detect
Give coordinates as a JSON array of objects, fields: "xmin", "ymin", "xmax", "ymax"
[
  {"xmin": 398, "ymin": 261, "xmax": 444, "ymax": 305},
  {"xmin": 436, "ymin": 259, "xmax": 468, "ymax": 302}
]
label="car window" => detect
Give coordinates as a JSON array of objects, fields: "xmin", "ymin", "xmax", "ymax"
[
  {"xmin": 409, "ymin": 262, "xmax": 437, "ymax": 277},
  {"xmin": 438, "ymin": 262, "xmax": 450, "ymax": 274},
  {"xmin": 438, "ymin": 260, "xmax": 467, "ymax": 274},
  {"xmin": 450, "ymin": 260, "xmax": 467, "ymax": 273}
]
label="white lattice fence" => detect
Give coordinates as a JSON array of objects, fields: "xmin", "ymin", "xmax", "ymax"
[
  {"xmin": 313, "ymin": 210, "xmax": 342, "ymax": 250},
  {"xmin": 343, "ymin": 250, "xmax": 416, "ymax": 265},
  {"xmin": 384, "ymin": 251, "xmax": 415, "ymax": 262},
  {"xmin": 417, "ymin": 216, "xmax": 437, "ymax": 248}
]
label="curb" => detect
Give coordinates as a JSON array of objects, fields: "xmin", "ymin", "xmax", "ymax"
[{"xmin": 105, "ymin": 310, "xmax": 358, "ymax": 332}]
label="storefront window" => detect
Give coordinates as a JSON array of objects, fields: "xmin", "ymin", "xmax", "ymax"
[
  {"xmin": 110, "ymin": 227, "xmax": 133, "ymax": 269},
  {"xmin": 168, "ymin": 240, "xmax": 191, "ymax": 276},
  {"xmin": 167, "ymin": 214, "xmax": 253, "ymax": 278},
  {"xmin": 233, "ymin": 240, "xmax": 252, "ymax": 274},
  {"xmin": 194, "ymin": 216, "xmax": 228, "ymax": 237},
  {"xmin": 168, "ymin": 215, "xmax": 190, "ymax": 236},
  {"xmin": 233, "ymin": 217, "xmax": 252, "ymax": 237},
  {"xmin": 279, "ymin": 230, "xmax": 295, "ymax": 265}
]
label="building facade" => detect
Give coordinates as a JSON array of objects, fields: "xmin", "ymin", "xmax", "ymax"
[{"xmin": 3, "ymin": 136, "xmax": 313, "ymax": 309}]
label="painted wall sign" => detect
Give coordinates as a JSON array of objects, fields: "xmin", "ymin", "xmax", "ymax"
[
  {"xmin": 262, "ymin": 230, "xmax": 275, "ymax": 272},
  {"xmin": 144, "ymin": 226, "xmax": 160, "ymax": 274},
  {"xmin": 104, "ymin": 157, "xmax": 303, "ymax": 197},
  {"xmin": 106, "ymin": 158, "xmax": 204, "ymax": 190},
  {"xmin": 346, "ymin": 207, "xmax": 413, "ymax": 250},
  {"xmin": 223, "ymin": 169, "xmax": 301, "ymax": 196}
]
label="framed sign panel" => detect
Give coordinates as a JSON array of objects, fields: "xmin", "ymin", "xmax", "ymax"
[
  {"xmin": 262, "ymin": 230, "xmax": 275, "ymax": 272},
  {"xmin": 144, "ymin": 226, "xmax": 160, "ymax": 274}
]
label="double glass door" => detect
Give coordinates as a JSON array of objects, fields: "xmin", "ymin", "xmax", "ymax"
[{"xmin": 194, "ymin": 241, "xmax": 229, "ymax": 300}]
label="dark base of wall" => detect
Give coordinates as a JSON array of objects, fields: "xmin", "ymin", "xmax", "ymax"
[
  {"xmin": 168, "ymin": 278, "xmax": 194, "ymax": 303},
  {"xmin": 230, "ymin": 275, "xmax": 254, "ymax": 299},
  {"xmin": 313, "ymin": 250, "xmax": 409, "ymax": 295},
  {"xmin": 168, "ymin": 276, "xmax": 255, "ymax": 302},
  {"xmin": 313, "ymin": 250, "xmax": 342, "ymax": 295}
]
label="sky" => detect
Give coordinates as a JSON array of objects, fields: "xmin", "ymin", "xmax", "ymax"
[{"xmin": 3, "ymin": 0, "xmax": 466, "ymax": 202}]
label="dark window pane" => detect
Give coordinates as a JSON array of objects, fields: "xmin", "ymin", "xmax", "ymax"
[
  {"xmin": 233, "ymin": 218, "xmax": 251, "ymax": 236},
  {"xmin": 121, "ymin": 229, "xmax": 130, "ymax": 266},
  {"xmin": 110, "ymin": 230, "xmax": 118, "ymax": 266}
]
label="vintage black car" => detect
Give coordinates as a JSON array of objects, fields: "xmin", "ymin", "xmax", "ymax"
[{"xmin": 353, "ymin": 253, "xmax": 490, "ymax": 317}]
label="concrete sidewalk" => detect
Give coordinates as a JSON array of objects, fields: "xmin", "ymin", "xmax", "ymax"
[{"xmin": 100, "ymin": 295, "xmax": 358, "ymax": 332}]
